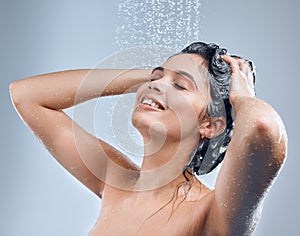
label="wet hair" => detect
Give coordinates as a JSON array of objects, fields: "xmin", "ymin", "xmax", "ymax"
[{"xmin": 179, "ymin": 42, "xmax": 255, "ymax": 177}]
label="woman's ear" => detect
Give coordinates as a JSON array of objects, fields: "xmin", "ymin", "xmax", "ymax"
[{"xmin": 199, "ymin": 117, "xmax": 226, "ymax": 139}]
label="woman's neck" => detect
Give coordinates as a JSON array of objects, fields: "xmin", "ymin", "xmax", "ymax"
[{"xmin": 135, "ymin": 136, "xmax": 197, "ymax": 191}]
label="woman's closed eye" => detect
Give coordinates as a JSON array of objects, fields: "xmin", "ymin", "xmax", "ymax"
[
  {"xmin": 174, "ymin": 82, "xmax": 187, "ymax": 90},
  {"xmin": 173, "ymin": 77, "xmax": 193, "ymax": 91}
]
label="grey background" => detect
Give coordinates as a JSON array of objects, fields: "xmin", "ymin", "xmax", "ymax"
[{"xmin": 1, "ymin": 0, "xmax": 299, "ymax": 235}]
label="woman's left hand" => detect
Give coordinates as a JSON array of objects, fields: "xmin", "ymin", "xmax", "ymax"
[{"xmin": 221, "ymin": 55, "xmax": 256, "ymax": 106}]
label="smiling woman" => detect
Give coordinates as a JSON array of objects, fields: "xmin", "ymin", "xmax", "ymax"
[{"xmin": 10, "ymin": 42, "xmax": 287, "ymax": 235}]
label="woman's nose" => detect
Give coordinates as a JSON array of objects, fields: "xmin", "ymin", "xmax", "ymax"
[{"xmin": 148, "ymin": 81, "xmax": 162, "ymax": 93}]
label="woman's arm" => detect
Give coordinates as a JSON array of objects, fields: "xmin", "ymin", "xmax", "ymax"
[
  {"xmin": 10, "ymin": 68, "xmax": 150, "ymax": 197},
  {"xmin": 210, "ymin": 56, "xmax": 287, "ymax": 235}
]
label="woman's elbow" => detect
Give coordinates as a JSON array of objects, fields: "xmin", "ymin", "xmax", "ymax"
[
  {"xmin": 253, "ymin": 112, "xmax": 287, "ymax": 164},
  {"xmin": 10, "ymin": 80, "xmax": 24, "ymax": 106}
]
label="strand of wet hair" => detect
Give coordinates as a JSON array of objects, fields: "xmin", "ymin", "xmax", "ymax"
[{"xmin": 166, "ymin": 173, "xmax": 194, "ymax": 222}]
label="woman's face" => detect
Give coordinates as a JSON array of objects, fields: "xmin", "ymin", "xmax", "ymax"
[{"xmin": 132, "ymin": 53, "xmax": 210, "ymax": 145}]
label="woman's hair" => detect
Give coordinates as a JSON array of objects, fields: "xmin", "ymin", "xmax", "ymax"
[{"xmin": 179, "ymin": 42, "xmax": 255, "ymax": 177}]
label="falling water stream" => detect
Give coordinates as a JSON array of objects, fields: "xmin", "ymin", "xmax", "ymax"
[{"xmin": 115, "ymin": 0, "xmax": 205, "ymax": 50}]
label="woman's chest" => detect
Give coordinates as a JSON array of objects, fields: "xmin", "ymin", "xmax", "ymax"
[{"xmin": 90, "ymin": 196, "xmax": 213, "ymax": 236}]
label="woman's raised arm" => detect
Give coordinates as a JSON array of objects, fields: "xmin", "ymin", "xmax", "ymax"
[
  {"xmin": 210, "ymin": 56, "xmax": 287, "ymax": 235},
  {"xmin": 9, "ymin": 68, "xmax": 150, "ymax": 197}
]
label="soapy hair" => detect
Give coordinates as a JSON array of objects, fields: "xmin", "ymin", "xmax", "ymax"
[{"xmin": 181, "ymin": 42, "xmax": 234, "ymax": 176}]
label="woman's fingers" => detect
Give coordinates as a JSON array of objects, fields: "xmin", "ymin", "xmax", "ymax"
[
  {"xmin": 223, "ymin": 55, "xmax": 250, "ymax": 78},
  {"xmin": 221, "ymin": 55, "xmax": 240, "ymax": 74},
  {"xmin": 221, "ymin": 55, "xmax": 256, "ymax": 104},
  {"xmin": 239, "ymin": 61, "xmax": 250, "ymax": 79},
  {"xmin": 222, "ymin": 55, "xmax": 255, "ymax": 87},
  {"xmin": 231, "ymin": 56, "xmax": 249, "ymax": 79}
]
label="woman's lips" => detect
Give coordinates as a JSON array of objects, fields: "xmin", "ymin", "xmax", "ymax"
[{"xmin": 138, "ymin": 103, "xmax": 164, "ymax": 111}]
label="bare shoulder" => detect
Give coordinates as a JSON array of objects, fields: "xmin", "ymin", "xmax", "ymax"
[
  {"xmin": 166, "ymin": 186, "xmax": 225, "ymax": 236},
  {"xmin": 173, "ymin": 188, "xmax": 229, "ymax": 236},
  {"xmin": 189, "ymin": 188, "xmax": 222, "ymax": 234}
]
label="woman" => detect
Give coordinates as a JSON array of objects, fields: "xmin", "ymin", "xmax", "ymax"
[{"xmin": 10, "ymin": 42, "xmax": 287, "ymax": 235}]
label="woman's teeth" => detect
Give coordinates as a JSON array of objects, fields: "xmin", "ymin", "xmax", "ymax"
[{"xmin": 141, "ymin": 98, "xmax": 161, "ymax": 109}]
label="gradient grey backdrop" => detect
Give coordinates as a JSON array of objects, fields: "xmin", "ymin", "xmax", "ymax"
[{"xmin": 1, "ymin": 0, "xmax": 299, "ymax": 235}]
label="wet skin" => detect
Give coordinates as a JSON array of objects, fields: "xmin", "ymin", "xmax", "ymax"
[
  {"xmin": 10, "ymin": 54, "xmax": 287, "ymax": 236},
  {"xmin": 88, "ymin": 55, "xmax": 286, "ymax": 235}
]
